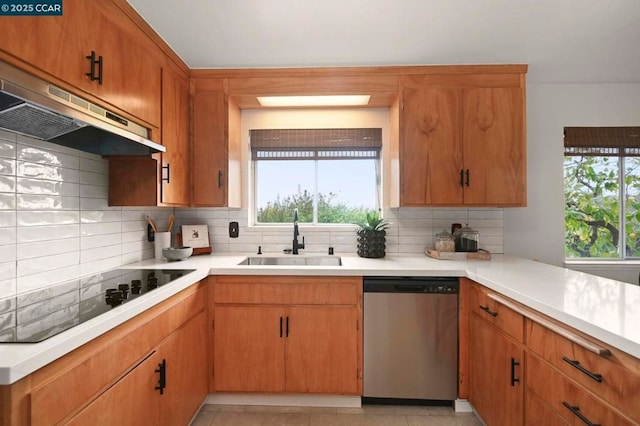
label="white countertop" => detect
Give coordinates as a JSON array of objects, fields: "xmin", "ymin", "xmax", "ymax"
[{"xmin": 1, "ymin": 252, "xmax": 639, "ymax": 385}]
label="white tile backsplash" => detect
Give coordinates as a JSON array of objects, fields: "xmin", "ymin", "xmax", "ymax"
[
  {"xmin": 0, "ymin": 193, "xmax": 16, "ymax": 210},
  {"xmin": 173, "ymin": 206, "xmax": 504, "ymax": 256},
  {"xmin": 0, "ymin": 134, "xmax": 170, "ymax": 299}
]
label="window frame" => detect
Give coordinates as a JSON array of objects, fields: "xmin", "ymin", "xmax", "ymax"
[
  {"xmin": 563, "ymin": 126, "xmax": 640, "ymax": 261},
  {"xmin": 249, "ymin": 128, "xmax": 383, "ymax": 227}
]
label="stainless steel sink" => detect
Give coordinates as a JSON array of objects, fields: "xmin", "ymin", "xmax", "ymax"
[{"xmin": 237, "ymin": 256, "xmax": 342, "ymax": 266}]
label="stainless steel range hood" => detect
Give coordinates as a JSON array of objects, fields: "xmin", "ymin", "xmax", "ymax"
[{"xmin": 0, "ymin": 61, "xmax": 165, "ymax": 155}]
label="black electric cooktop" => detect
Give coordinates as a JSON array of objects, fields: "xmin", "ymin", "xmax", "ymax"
[{"xmin": 0, "ymin": 268, "xmax": 196, "ymax": 343}]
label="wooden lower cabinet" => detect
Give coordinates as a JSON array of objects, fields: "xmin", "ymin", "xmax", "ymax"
[
  {"xmin": 285, "ymin": 306, "xmax": 359, "ymax": 394},
  {"xmin": 0, "ymin": 282, "xmax": 207, "ymax": 426},
  {"xmin": 465, "ymin": 279, "xmax": 640, "ymax": 425},
  {"xmin": 524, "ymin": 391, "xmax": 568, "ymax": 426},
  {"xmin": 212, "ymin": 276, "xmax": 362, "ymax": 395},
  {"xmin": 469, "ymin": 309, "xmax": 524, "ymax": 426},
  {"xmin": 67, "ymin": 351, "xmax": 163, "ymax": 426},
  {"xmin": 68, "ymin": 310, "xmax": 207, "ymax": 425},
  {"xmin": 159, "ymin": 309, "xmax": 208, "ymax": 425},
  {"xmin": 526, "ymin": 352, "xmax": 634, "ymax": 426},
  {"xmin": 214, "ymin": 306, "xmax": 286, "ymax": 392}
]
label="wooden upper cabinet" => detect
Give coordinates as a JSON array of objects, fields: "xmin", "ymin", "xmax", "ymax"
[
  {"xmin": 160, "ymin": 65, "xmax": 190, "ymax": 205},
  {"xmin": 108, "ymin": 62, "xmax": 190, "ymax": 207},
  {"xmin": 462, "ymin": 87, "xmax": 526, "ymax": 206},
  {"xmin": 400, "ymin": 86, "xmax": 463, "ymax": 205},
  {"xmin": 191, "ymin": 79, "xmax": 242, "ymax": 207},
  {"xmin": 398, "ymin": 72, "xmax": 526, "ymax": 207},
  {"xmin": 0, "ymin": 0, "xmax": 161, "ymax": 128}
]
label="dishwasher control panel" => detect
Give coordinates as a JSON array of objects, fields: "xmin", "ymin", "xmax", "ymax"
[{"xmin": 363, "ymin": 276, "xmax": 458, "ymax": 294}]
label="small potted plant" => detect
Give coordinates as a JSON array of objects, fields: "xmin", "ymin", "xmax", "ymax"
[{"xmin": 356, "ymin": 211, "xmax": 390, "ymax": 258}]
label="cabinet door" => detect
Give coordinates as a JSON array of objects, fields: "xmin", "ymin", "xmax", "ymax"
[
  {"xmin": 88, "ymin": 2, "xmax": 162, "ymax": 127},
  {"xmin": 469, "ymin": 312, "xmax": 524, "ymax": 426},
  {"xmin": 401, "ymin": 87, "xmax": 463, "ymax": 205},
  {"xmin": 285, "ymin": 306, "xmax": 359, "ymax": 394},
  {"xmin": 0, "ymin": 0, "xmax": 93, "ymax": 90},
  {"xmin": 462, "ymin": 87, "xmax": 525, "ymax": 205},
  {"xmin": 66, "ymin": 351, "xmax": 162, "ymax": 426},
  {"xmin": 0, "ymin": 0, "xmax": 161, "ymax": 127},
  {"xmin": 160, "ymin": 66, "xmax": 190, "ymax": 205},
  {"xmin": 159, "ymin": 310, "xmax": 208, "ymax": 426},
  {"xmin": 213, "ymin": 306, "xmax": 285, "ymax": 392},
  {"xmin": 192, "ymin": 90, "xmax": 229, "ymax": 207}
]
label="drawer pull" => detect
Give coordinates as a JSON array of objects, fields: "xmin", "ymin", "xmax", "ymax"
[
  {"xmin": 486, "ymin": 293, "xmax": 611, "ymax": 357},
  {"xmin": 510, "ymin": 357, "xmax": 520, "ymax": 386},
  {"xmin": 562, "ymin": 356, "xmax": 603, "ymax": 383},
  {"xmin": 562, "ymin": 402, "xmax": 601, "ymax": 426},
  {"xmin": 479, "ymin": 305, "xmax": 498, "ymax": 317}
]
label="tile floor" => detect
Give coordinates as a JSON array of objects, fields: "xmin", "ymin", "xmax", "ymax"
[{"xmin": 191, "ymin": 404, "xmax": 482, "ymax": 426}]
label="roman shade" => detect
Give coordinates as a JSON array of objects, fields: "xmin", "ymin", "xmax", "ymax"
[
  {"xmin": 564, "ymin": 127, "xmax": 640, "ymax": 156},
  {"xmin": 250, "ymin": 128, "xmax": 382, "ymax": 160}
]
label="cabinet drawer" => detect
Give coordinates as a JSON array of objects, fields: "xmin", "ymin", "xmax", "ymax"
[
  {"xmin": 526, "ymin": 319, "xmax": 640, "ymax": 423},
  {"xmin": 213, "ymin": 276, "xmax": 360, "ymax": 305},
  {"xmin": 525, "ymin": 390, "xmax": 569, "ymax": 426},
  {"xmin": 469, "ymin": 283, "xmax": 523, "ymax": 342},
  {"xmin": 527, "ymin": 352, "xmax": 634, "ymax": 426}
]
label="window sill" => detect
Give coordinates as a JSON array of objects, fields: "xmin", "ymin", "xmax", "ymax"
[
  {"xmin": 564, "ymin": 259, "xmax": 640, "ymax": 267},
  {"xmin": 249, "ymin": 223, "xmax": 359, "ymax": 232}
]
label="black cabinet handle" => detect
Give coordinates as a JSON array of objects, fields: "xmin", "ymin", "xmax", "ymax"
[
  {"xmin": 155, "ymin": 359, "xmax": 166, "ymax": 395},
  {"xmin": 162, "ymin": 163, "xmax": 171, "ymax": 183},
  {"xmin": 279, "ymin": 316, "xmax": 283, "ymax": 337},
  {"xmin": 218, "ymin": 171, "xmax": 223, "ymax": 188},
  {"xmin": 465, "ymin": 169, "xmax": 470, "ymax": 186},
  {"xmin": 286, "ymin": 316, "xmax": 289, "ymax": 337},
  {"xmin": 85, "ymin": 51, "xmax": 103, "ymax": 85},
  {"xmin": 97, "ymin": 53, "xmax": 103, "ymax": 84},
  {"xmin": 459, "ymin": 169, "xmax": 464, "ymax": 187},
  {"xmin": 562, "ymin": 356, "xmax": 603, "ymax": 383},
  {"xmin": 562, "ymin": 402, "xmax": 601, "ymax": 426},
  {"xmin": 510, "ymin": 357, "xmax": 520, "ymax": 386},
  {"xmin": 479, "ymin": 305, "xmax": 498, "ymax": 317}
]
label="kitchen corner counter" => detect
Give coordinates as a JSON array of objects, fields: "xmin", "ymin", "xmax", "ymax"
[{"xmin": 1, "ymin": 252, "xmax": 639, "ymax": 385}]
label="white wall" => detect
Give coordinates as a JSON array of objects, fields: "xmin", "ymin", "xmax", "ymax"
[
  {"xmin": 504, "ymin": 82, "xmax": 640, "ymax": 283},
  {"xmin": 0, "ymin": 129, "xmax": 170, "ymax": 299}
]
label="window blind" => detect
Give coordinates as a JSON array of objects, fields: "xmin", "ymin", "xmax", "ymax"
[
  {"xmin": 250, "ymin": 128, "xmax": 382, "ymax": 160},
  {"xmin": 564, "ymin": 127, "xmax": 640, "ymax": 156}
]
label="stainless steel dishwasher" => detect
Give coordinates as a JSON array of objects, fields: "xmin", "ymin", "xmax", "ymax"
[{"xmin": 363, "ymin": 276, "xmax": 458, "ymax": 403}]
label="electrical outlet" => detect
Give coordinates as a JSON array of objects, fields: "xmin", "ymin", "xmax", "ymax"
[{"xmin": 229, "ymin": 221, "xmax": 239, "ymax": 238}]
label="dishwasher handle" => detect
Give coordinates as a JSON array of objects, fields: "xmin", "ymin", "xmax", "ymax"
[{"xmin": 394, "ymin": 284, "xmax": 426, "ymax": 292}]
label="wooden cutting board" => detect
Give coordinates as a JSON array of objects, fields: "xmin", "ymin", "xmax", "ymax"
[{"xmin": 425, "ymin": 248, "xmax": 491, "ymax": 260}]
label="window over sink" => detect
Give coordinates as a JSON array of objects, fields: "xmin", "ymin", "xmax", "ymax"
[
  {"xmin": 564, "ymin": 126, "xmax": 640, "ymax": 259},
  {"xmin": 250, "ymin": 128, "xmax": 382, "ymax": 225}
]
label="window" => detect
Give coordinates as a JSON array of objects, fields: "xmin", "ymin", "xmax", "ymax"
[
  {"xmin": 251, "ymin": 128, "xmax": 382, "ymax": 225},
  {"xmin": 564, "ymin": 127, "xmax": 640, "ymax": 259}
]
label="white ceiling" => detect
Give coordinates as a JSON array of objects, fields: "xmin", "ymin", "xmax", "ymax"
[{"xmin": 127, "ymin": 0, "xmax": 640, "ymax": 84}]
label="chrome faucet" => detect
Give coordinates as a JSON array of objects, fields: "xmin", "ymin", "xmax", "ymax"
[{"xmin": 292, "ymin": 208, "xmax": 305, "ymax": 254}]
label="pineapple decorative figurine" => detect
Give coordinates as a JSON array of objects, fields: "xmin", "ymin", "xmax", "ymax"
[{"xmin": 356, "ymin": 212, "xmax": 389, "ymax": 258}]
